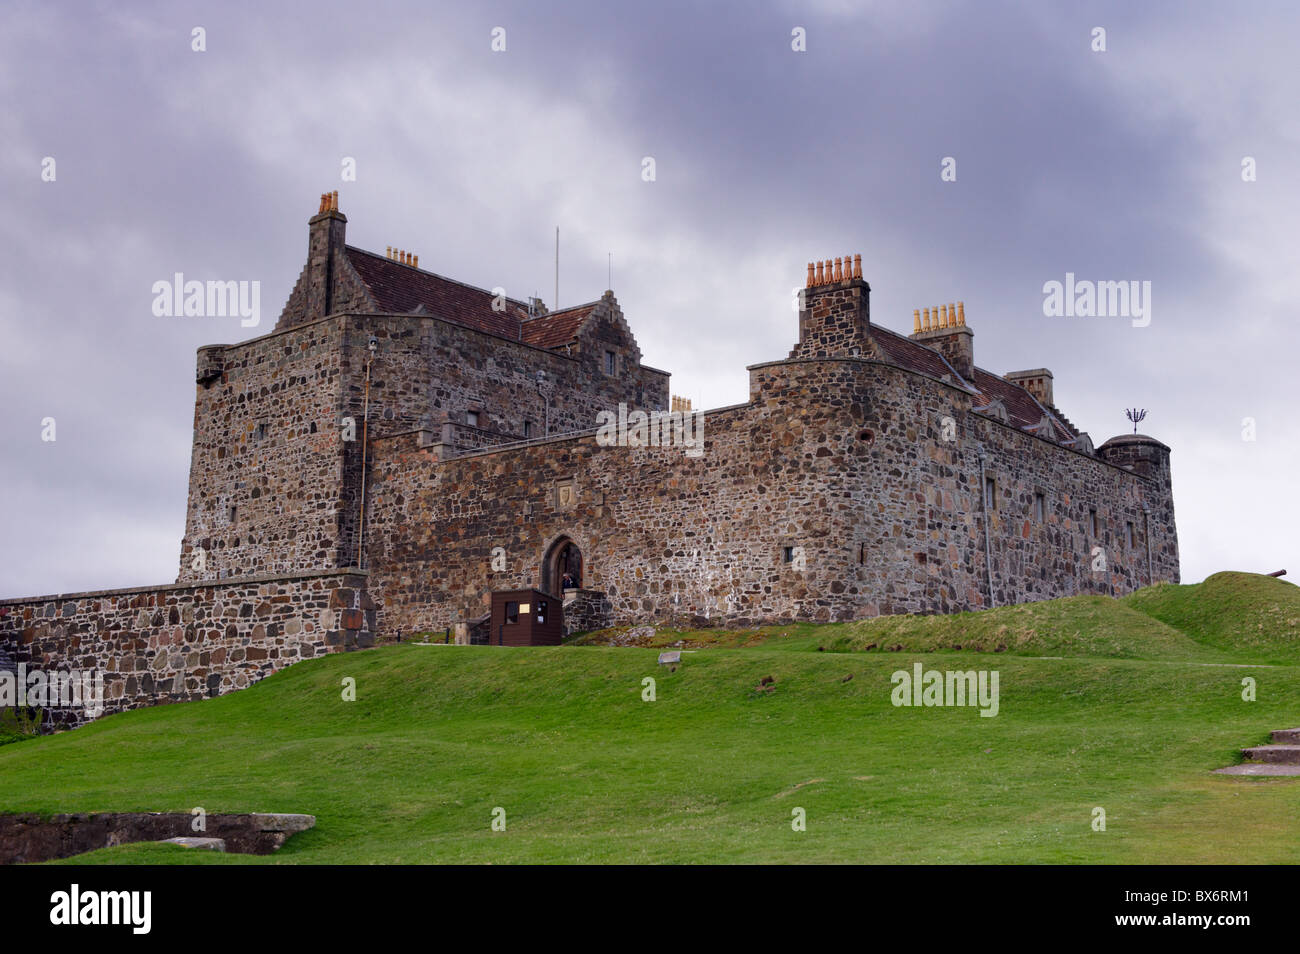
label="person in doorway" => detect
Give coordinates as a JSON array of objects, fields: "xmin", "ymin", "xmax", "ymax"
[{"xmin": 562, "ymin": 572, "xmax": 575, "ymax": 591}]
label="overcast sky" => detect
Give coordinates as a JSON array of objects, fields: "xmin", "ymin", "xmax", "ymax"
[{"xmin": 2, "ymin": 0, "xmax": 1297, "ymax": 596}]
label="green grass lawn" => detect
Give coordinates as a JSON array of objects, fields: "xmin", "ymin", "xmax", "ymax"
[{"xmin": 2, "ymin": 572, "xmax": 1297, "ymax": 864}]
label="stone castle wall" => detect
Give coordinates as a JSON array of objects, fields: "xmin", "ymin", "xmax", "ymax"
[
  {"xmin": 0, "ymin": 569, "xmax": 376, "ymax": 729},
  {"xmin": 362, "ymin": 354, "xmax": 1178, "ymax": 635}
]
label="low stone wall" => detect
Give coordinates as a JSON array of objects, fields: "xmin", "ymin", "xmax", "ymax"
[
  {"xmin": 0, "ymin": 569, "xmax": 378, "ymax": 730},
  {"xmin": 0, "ymin": 812, "xmax": 315, "ymax": 864},
  {"xmin": 562, "ymin": 589, "xmax": 613, "ymax": 635}
]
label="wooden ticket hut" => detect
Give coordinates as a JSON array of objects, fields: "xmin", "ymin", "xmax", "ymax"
[{"xmin": 488, "ymin": 588, "xmax": 564, "ymax": 646}]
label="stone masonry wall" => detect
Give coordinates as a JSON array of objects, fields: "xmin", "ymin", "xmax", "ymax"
[
  {"xmin": 362, "ymin": 354, "xmax": 1177, "ymax": 634},
  {"xmin": 179, "ymin": 317, "xmax": 349, "ymax": 583},
  {"xmin": 180, "ymin": 307, "xmax": 669, "ymax": 587},
  {"xmin": 0, "ymin": 569, "xmax": 377, "ymax": 729}
]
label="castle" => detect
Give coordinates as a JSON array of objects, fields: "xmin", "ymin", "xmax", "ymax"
[{"xmin": 0, "ymin": 192, "xmax": 1179, "ymax": 722}]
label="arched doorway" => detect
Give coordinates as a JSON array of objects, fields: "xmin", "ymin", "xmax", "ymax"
[{"xmin": 541, "ymin": 536, "xmax": 583, "ymax": 596}]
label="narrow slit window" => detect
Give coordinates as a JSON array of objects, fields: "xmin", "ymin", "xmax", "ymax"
[
  {"xmin": 984, "ymin": 476, "xmax": 997, "ymax": 511},
  {"xmin": 1033, "ymin": 492, "xmax": 1045, "ymax": 522},
  {"xmin": 1089, "ymin": 508, "xmax": 1099, "ymax": 537}
]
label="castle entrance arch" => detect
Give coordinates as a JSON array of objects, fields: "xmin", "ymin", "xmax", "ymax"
[{"xmin": 541, "ymin": 536, "xmax": 583, "ymax": 596}]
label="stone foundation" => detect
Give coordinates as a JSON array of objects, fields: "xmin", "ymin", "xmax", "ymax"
[{"xmin": 0, "ymin": 812, "xmax": 315, "ymax": 864}]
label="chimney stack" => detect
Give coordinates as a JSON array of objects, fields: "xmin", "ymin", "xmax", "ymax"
[
  {"xmin": 302, "ymin": 189, "xmax": 347, "ymax": 325},
  {"xmin": 909, "ymin": 298, "xmax": 974, "ymax": 379},
  {"xmin": 1004, "ymin": 368, "xmax": 1054, "ymax": 407},
  {"xmin": 791, "ymin": 251, "xmax": 871, "ymax": 358}
]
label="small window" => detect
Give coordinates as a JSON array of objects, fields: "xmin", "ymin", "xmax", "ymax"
[
  {"xmin": 858, "ymin": 543, "xmax": 866, "ymax": 565},
  {"xmin": 467, "ymin": 410, "xmax": 480, "ymax": 428},
  {"xmin": 1089, "ymin": 508, "xmax": 1099, "ymax": 537},
  {"xmin": 505, "ymin": 601, "xmax": 519, "ymax": 624},
  {"xmin": 605, "ymin": 351, "xmax": 617, "ymax": 375},
  {"xmin": 253, "ymin": 422, "xmax": 266, "ymax": 442},
  {"xmin": 782, "ymin": 546, "xmax": 795, "ymax": 564},
  {"xmin": 229, "ymin": 505, "xmax": 237, "ymax": 524},
  {"xmin": 1033, "ymin": 492, "xmax": 1045, "ymax": 522},
  {"xmin": 984, "ymin": 476, "xmax": 997, "ymax": 511},
  {"xmin": 523, "ymin": 420, "xmax": 532, "ymax": 438},
  {"xmin": 1126, "ymin": 521, "xmax": 1135, "ymax": 549}
]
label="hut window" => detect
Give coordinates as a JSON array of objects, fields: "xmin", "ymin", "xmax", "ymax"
[{"xmin": 505, "ymin": 602, "xmax": 519, "ymax": 624}]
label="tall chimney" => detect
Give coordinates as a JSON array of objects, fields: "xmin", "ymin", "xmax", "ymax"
[
  {"xmin": 909, "ymin": 298, "xmax": 974, "ymax": 379},
  {"xmin": 304, "ymin": 193, "xmax": 347, "ymax": 323}
]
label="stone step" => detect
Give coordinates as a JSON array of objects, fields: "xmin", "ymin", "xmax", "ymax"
[
  {"xmin": 1241, "ymin": 744, "xmax": 1300, "ymax": 765},
  {"xmin": 1270, "ymin": 728, "xmax": 1300, "ymax": 744},
  {"xmin": 1214, "ymin": 763, "xmax": 1300, "ymax": 777},
  {"xmin": 161, "ymin": 836, "xmax": 226, "ymax": 851}
]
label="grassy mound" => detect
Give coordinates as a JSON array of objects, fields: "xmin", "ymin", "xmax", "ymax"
[
  {"xmin": 1, "ymin": 634, "xmax": 1297, "ymax": 864},
  {"xmin": 1124, "ymin": 572, "xmax": 1300, "ymax": 660},
  {"xmin": 574, "ymin": 572, "xmax": 1298, "ymax": 664}
]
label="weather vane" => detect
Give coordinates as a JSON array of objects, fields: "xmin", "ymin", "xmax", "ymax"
[{"xmin": 1125, "ymin": 408, "xmax": 1147, "ymax": 434}]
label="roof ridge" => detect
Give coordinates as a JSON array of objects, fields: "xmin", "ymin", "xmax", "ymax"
[{"xmin": 521, "ymin": 300, "xmax": 600, "ymax": 321}]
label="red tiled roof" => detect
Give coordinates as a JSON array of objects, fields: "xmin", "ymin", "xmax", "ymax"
[
  {"xmin": 345, "ymin": 246, "xmax": 601, "ymax": 350},
  {"xmin": 970, "ymin": 367, "xmax": 1073, "ymax": 440},
  {"xmin": 869, "ymin": 321, "xmax": 1076, "ymax": 445},
  {"xmin": 345, "ymin": 247, "xmax": 531, "ymax": 339},
  {"xmin": 520, "ymin": 303, "xmax": 598, "ymax": 349},
  {"xmin": 868, "ymin": 324, "xmax": 970, "ymax": 385}
]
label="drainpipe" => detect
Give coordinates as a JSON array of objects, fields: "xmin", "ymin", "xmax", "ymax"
[
  {"xmin": 978, "ymin": 451, "xmax": 994, "ymax": 608},
  {"xmin": 355, "ymin": 335, "xmax": 378, "ymax": 570},
  {"xmin": 1142, "ymin": 504, "xmax": 1153, "ymax": 586}
]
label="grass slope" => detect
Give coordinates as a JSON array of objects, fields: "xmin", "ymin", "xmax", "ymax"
[
  {"xmin": 1124, "ymin": 572, "xmax": 1300, "ymax": 662},
  {"xmin": 0, "ymin": 572, "xmax": 1295, "ymax": 864}
]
